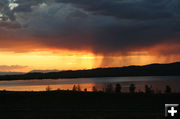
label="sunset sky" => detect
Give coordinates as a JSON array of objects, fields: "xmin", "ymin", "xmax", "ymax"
[{"xmin": 0, "ymin": 0, "xmax": 180, "ymax": 72}]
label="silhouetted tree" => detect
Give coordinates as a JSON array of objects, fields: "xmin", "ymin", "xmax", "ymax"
[
  {"xmin": 72, "ymin": 85, "xmax": 77, "ymax": 91},
  {"xmin": 77, "ymin": 84, "xmax": 81, "ymax": 91},
  {"xmin": 84, "ymin": 88, "xmax": 87, "ymax": 92},
  {"xmin": 165, "ymin": 85, "xmax": 171, "ymax": 94},
  {"xmin": 115, "ymin": 84, "xmax": 122, "ymax": 93},
  {"xmin": 129, "ymin": 84, "xmax": 136, "ymax": 93},
  {"xmin": 92, "ymin": 86, "xmax": 97, "ymax": 92},
  {"xmin": 46, "ymin": 85, "xmax": 51, "ymax": 91},
  {"xmin": 105, "ymin": 83, "xmax": 113, "ymax": 93},
  {"xmin": 145, "ymin": 85, "xmax": 149, "ymax": 94},
  {"xmin": 2, "ymin": 89, "xmax": 6, "ymax": 92},
  {"xmin": 145, "ymin": 85, "xmax": 154, "ymax": 94}
]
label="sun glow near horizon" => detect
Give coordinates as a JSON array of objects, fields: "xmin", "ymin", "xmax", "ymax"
[
  {"xmin": 0, "ymin": 49, "xmax": 179, "ymax": 72},
  {"xmin": 0, "ymin": 50, "xmax": 103, "ymax": 72}
]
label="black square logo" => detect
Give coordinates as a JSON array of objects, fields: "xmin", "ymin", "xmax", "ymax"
[{"xmin": 165, "ymin": 104, "xmax": 180, "ymax": 119}]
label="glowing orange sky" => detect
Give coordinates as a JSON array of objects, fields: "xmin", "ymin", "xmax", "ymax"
[
  {"xmin": 0, "ymin": 32, "xmax": 180, "ymax": 72},
  {"xmin": 0, "ymin": 50, "xmax": 103, "ymax": 72},
  {"xmin": 0, "ymin": 47, "xmax": 179, "ymax": 72}
]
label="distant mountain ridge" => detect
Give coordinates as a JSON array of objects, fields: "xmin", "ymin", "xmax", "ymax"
[
  {"xmin": 0, "ymin": 72, "xmax": 24, "ymax": 76},
  {"xmin": 0, "ymin": 70, "xmax": 61, "ymax": 75},
  {"xmin": 29, "ymin": 70, "xmax": 60, "ymax": 73},
  {"xmin": 0, "ymin": 62, "xmax": 179, "ymax": 81}
]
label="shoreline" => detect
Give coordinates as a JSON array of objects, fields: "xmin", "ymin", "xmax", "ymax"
[{"xmin": 0, "ymin": 75, "xmax": 180, "ymax": 81}]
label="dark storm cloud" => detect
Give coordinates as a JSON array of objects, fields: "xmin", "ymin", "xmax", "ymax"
[
  {"xmin": 0, "ymin": 21, "xmax": 21, "ymax": 29},
  {"xmin": 0, "ymin": 0, "xmax": 46, "ymax": 21},
  {"xmin": 13, "ymin": 0, "xmax": 45, "ymax": 12},
  {"xmin": 56, "ymin": 0, "xmax": 180, "ymax": 20},
  {"xmin": 1, "ymin": 0, "xmax": 180, "ymax": 55},
  {"xmin": 0, "ymin": 0, "xmax": 16, "ymax": 21}
]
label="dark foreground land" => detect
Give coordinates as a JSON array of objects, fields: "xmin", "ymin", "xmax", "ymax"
[{"xmin": 0, "ymin": 91, "xmax": 180, "ymax": 119}]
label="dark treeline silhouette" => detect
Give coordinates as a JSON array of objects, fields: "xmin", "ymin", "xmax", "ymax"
[
  {"xmin": 0, "ymin": 62, "xmax": 180, "ymax": 81},
  {"xmin": 46, "ymin": 84, "xmax": 173, "ymax": 94}
]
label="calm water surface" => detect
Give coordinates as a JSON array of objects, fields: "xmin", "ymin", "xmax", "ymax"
[{"xmin": 0, "ymin": 76, "xmax": 180, "ymax": 92}]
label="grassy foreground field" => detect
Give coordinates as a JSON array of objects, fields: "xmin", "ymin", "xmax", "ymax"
[{"xmin": 0, "ymin": 91, "xmax": 179, "ymax": 119}]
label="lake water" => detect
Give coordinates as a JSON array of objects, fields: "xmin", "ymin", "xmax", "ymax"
[{"xmin": 0, "ymin": 76, "xmax": 180, "ymax": 93}]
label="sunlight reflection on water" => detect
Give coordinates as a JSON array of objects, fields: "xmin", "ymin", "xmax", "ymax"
[{"xmin": 0, "ymin": 76, "xmax": 180, "ymax": 92}]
